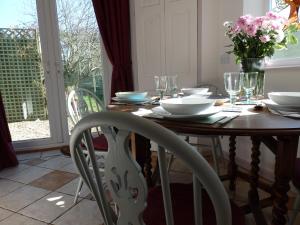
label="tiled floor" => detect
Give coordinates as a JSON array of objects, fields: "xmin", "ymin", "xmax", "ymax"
[{"xmin": 0, "ymin": 149, "xmax": 299, "ymax": 225}]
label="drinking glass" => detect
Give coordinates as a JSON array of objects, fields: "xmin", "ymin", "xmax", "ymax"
[
  {"xmin": 166, "ymin": 75, "xmax": 178, "ymax": 97},
  {"xmin": 224, "ymin": 72, "xmax": 243, "ymax": 105},
  {"xmin": 154, "ymin": 75, "xmax": 167, "ymax": 100},
  {"xmin": 242, "ymin": 72, "xmax": 258, "ymax": 103}
]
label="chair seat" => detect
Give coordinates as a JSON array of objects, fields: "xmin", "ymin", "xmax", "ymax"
[
  {"xmin": 292, "ymin": 158, "xmax": 300, "ymax": 189},
  {"xmin": 143, "ymin": 183, "xmax": 245, "ymax": 225},
  {"xmin": 92, "ymin": 134, "xmax": 108, "ymax": 151},
  {"xmin": 81, "ymin": 134, "xmax": 108, "ymax": 151}
]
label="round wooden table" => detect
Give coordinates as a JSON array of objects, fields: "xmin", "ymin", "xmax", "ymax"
[{"xmin": 108, "ymin": 104, "xmax": 300, "ymax": 225}]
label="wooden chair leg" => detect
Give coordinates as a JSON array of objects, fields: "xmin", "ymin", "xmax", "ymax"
[{"xmin": 74, "ymin": 178, "xmax": 84, "ymax": 203}]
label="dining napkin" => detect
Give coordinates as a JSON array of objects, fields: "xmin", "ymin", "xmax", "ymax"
[{"xmin": 268, "ymin": 108, "xmax": 300, "ymax": 119}]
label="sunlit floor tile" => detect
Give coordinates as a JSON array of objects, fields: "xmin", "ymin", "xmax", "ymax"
[
  {"xmin": 0, "ymin": 185, "xmax": 50, "ymax": 211},
  {"xmin": 56, "ymin": 177, "xmax": 90, "ymax": 198},
  {"xmin": 0, "ymin": 179, "xmax": 24, "ymax": 197},
  {"xmin": 52, "ymin": 199, "xmax": 103, "ymax": 225},
  {"xmin": 19, "ymin": 192, "xmax": 76, "ymax": 223},
  {"xmin": 0, "ymin": 213, "xmax": 47, "ymax": 225},
  {"xmin": 0, "ymin": 208, "xmax": 13, "ymax": 222}
]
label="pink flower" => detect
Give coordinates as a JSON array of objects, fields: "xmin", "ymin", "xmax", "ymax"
[
  {"xmin": 254, "ymin": 16, "xmax": 266, "ymax": 27},
  {"xmin": 244, "ymin": 24, "xmax": 258, "ymax": 36},
  {"xmin": 270, "ymin": 20, "xmax": 284, "ymax": 31},
  {"xmin": 259, "ymin": 35, "xmax": 270, "ymax": 43},
  {"xmin": 236, "ymin": 15, "xmax": 253, "ymax": 29},
  {"xmin": 266, "ymin": 11, "xmax": 280, "ymax": 19}
]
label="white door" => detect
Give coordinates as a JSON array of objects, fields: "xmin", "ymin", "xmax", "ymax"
[
  {"xmin": 134, "ymin": 0, "xmax": 165, "ymax": 92},
  {"xmin": 134, "ymin": 0, "xmax": 197, "ymax": 92},
  {"xmin": 165, "ymin": 0, "xmax": 197, "ymax": 88}
]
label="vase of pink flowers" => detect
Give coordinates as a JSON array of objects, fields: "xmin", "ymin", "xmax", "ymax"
[{"xmin": 224, "ymin": 11, "xmax": 298, "ymax": 98}]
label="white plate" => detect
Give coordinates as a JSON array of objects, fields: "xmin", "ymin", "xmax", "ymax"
[
  {"xmin": 152, "ymin": 106, "xmax": 220, "ymax": 119},
  {"xmin": 112, "ymin": 97, "xmax": 151, "ymax": 104},
  {"xmin": 115, "ymin": 91, "xmax": 148, "ymax": 100},
  {"xmin": 268, "ymin": 92, "xmax": 300, "ymax": 106},
  {"xmin": 263, "ymin": 99, "xmax": 300, "ymax": 112}
]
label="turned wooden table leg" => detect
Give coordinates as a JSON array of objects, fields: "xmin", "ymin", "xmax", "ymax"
[
  {"xmin": 228, "ymin": 135, "xmax": 237, "ymax": 191},
  {"xmin": 134, "ymin": 134, "xmax": 153, "ymax": 187},
  {"xmin": 249, "ymin": 136, "xmax": 261, "ymax": 202},
  {"xmin": 272, "ymin": 136, "xmax": 299, "ymax": 225},
  {"xmin": 249, "ymin": 136, "xmax": 267, "ymax": 225}
]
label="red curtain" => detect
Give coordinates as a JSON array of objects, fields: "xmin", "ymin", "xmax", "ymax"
[
  {"xmin": 92, "ymin": 0, "xmax": 134, "ymax": 97},
  {"xmin": 0, "ymin": 92, "xmax": 18, "ymax": 170}
]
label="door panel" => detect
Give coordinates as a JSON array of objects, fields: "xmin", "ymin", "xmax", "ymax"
[{"xmin": 165, "ymin": 0, "xmax": 197, "ymax": 88}]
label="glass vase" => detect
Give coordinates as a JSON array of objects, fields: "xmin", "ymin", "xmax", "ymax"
[{"xmin": 240, "ymin": 58, "xmax": 265, "ymax": 99}]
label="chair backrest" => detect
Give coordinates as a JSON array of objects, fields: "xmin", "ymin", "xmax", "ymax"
[
  {"xmin": 69, "ymin": 112, "xmax": 232, "ymax": 225},
  {"xmin": 67, "ymin": 88, "xmax": 105, "ymax": 125}
]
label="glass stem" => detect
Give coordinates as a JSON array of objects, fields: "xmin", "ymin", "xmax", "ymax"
[
  {"xmin": 160, "ymin": 91, "xmax": 164, "ymax": 100},
  {"xmin": 229, "ymin": 94, "xmax": 237, "ymax": 105},
  {"xmin": 245, "ymin": 89, "xmax": 252, "ymax": 103}
]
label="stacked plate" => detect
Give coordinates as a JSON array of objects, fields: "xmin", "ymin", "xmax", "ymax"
[
  {"xmin": 263, "ymin": 92, "xmax": 300, "ymax": 118},
  {"xmin": 112, "ymin": 91, "xmax": 151, "ymax": 104},
  {"xmin": 152, "ymin": 97, "xmax": 219, "ymax": 119}
]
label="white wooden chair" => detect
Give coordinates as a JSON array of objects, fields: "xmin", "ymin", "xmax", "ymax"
[
  {"xmin": 67, "ymin": 88, "xmax": 108, "ymax": 203},
  {"xmin": 69, "ymin": 112, "xmax": 245, "ymax": 225}
]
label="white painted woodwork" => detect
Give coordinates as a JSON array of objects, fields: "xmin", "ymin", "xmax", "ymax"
[
  {"xmin": 165, "ymin": 0, "xmax": 197, "ymax": 88},
  {"xmin": 134, "ymin": 0, "xmax": 197, "ymax": 92}
]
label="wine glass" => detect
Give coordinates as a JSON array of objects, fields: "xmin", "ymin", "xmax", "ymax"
[
  {"xmin": 154, "ymin": 75, "xmax": 167, "ymax": 100},
  {"xmin": 166, "ymin": 75, "xmax": 178, "ymax": 97},
  {"xmin": 242, "ymin": 72, "xmax": 258, "ymax": 104},
  {"xmin": 224, "ymin": 72, "xmax": 243, "ymax": 105}
]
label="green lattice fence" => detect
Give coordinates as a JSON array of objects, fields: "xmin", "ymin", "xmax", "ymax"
[{"xmin": 0, "ymin": 28, "xmax": 47, "ymax": 122}]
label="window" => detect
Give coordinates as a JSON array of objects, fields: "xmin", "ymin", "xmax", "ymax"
[{"xmin": 266, "ymin": 0, "xmax": 300, "ymax": 68}]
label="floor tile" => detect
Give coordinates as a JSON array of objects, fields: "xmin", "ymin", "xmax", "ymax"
[
  {"xmin": 40, "ymin": 150, "xmax": 62, "ymax": 159},
  {"xmin": 37, "ymin": 156, "xmax": 72, "ymax": 170},
  {"xmin": 0, "ymin": 208, "xmax": 13, "ymax": 221},
  {"xmin": 0, "ymin": 179, "xmax": 24, "ymax": 197},
  {"xmin": 19, "ymin": 192, "xmax": 76, "ymax": 223},
  {"xmin": 53, "ymin": 199, "xmax": 103, "ymax": 225},
  {"xmin": 0, "ymin": 164, "xmax": 30, "ymax": 179},
  {"xmin": 59, "ymin": 163, "xmax": 78, "ymax": 173},
  {"xmin": 6, "ymin": 166, "xmax": 53, "ymax": 184},
  {"xmin": 0, "ymin": 185, "xmax": 50, "ymax": 211},
  {"xmin": 56, "ymin": 178, "xmax": 90, "ymax": 198},
  {"xmin": 29, "ymin": 170, "xmax": 78, "ymax": 191},
  {"xmin": 0, "ymin": 213, "xmax": 47, "ymax": 225},
  {"xmin": 17, "ymin": 152, "xmax": 42, "ymax": 161},
  {"xmin": 24, "ymin": 158, "xmax": 47, "ymax": 166}
]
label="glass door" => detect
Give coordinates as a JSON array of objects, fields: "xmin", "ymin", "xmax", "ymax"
[
  {"xmin": 0, "ymin": 0, "xmax": 68, "ymax": 150},
  {"xmin": 55, "ymin": 0, "xmax": 106, "ymax": 133}
]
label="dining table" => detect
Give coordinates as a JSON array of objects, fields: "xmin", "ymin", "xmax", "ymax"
[{"xmin": 107, "ymin": 102, "xmax": 300, "ymax": 225}]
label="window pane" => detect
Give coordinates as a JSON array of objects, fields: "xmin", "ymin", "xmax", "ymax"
[
  {"xmin": 56, "ymin": 0, "xmax": 105, "ymax": 133},
  {"xmin": 0, "ymin": 0, "xmax": 51, "ymax": 141},
  {"xmin": 270, "ymin": 0, "xmax": 300, "ymax": 60}
]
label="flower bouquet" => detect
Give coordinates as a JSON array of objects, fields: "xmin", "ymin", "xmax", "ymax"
[
  {"xmin": 224, "ymin": 11, "xmax": 298, "ymax": 97},
  {"xmin": 224, "ymin": 11, "xmax": 298, "ymax": 62}
]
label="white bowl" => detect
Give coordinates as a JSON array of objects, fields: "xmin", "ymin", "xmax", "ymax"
[
  {"xmin": 181, "ymin": 88, "xmax": 209, "ymax": 96},
  {"xmin": 115, "ymin": 91, "xmax": 148, "ymax": 100},
  {"xmin": 160, "ymin": 97, "xmax": 215, "ymax": 115},
  {"xmin": 268, "ymin": 92, "xmax": 300, "ymax": 106}
]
